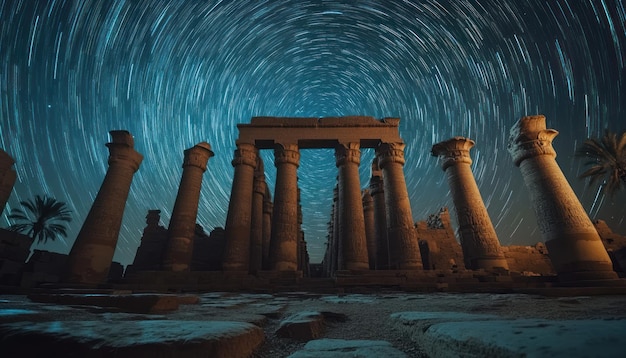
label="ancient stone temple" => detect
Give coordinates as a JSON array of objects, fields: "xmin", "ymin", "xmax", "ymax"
[
  {"xmin": 65, "ymin": 131, "xmax": 143, "ymax": 285},
  {"xmin": 223, "ymin": 116, "xmax": 420, "ymax": 274},
  {"xmin": 508, "ymin": 115, "xmax": 619, "ymax": 284},
  {"xmin": 432, "ymin": 137, "xmax": 509, "ymax": 271},
  {"xmin": 162, "ymin": 142, "xmax": 214, "ymax": 272},
  {"xmin": 0, "ymin": 149, "xmax": 16, "ymax": 213}
]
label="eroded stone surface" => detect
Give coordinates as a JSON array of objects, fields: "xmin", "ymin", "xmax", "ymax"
[
  {"xmin": 288, "ymin": 339, "xmax": 407, "ymax": 358},
  {"xmin": 276, "ymin": 311, "xmax": 325, "ymax": 340},
  {"xmin": 425, "ymin": 319, "xmax": 626, "ymax": 358},
  {"xmin": 0, "ymin": 320, "xmax": 264, "ymax": 358}
]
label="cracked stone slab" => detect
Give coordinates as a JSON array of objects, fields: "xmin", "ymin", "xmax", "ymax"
[{"xmin": 0, "ymin": 320, "xmax": 264, "ymax": 358}]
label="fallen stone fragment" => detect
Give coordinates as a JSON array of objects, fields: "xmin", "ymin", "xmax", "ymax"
[
  {"xmin": 0, "ymin": 320, "xmax": 264, "ymax": 358},
  {"xmin": 276, "ymin": 311, "xmax": 325, "ymax": 340},
  {"xmin": 287, "ymin": 338, "xmax": 407, "ymax": 357}
]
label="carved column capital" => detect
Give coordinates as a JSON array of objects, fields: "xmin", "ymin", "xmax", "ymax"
[
  {"xmin": 183, "ymin": 142, "xmax": 214, "ymax": 171},
  {"xmin": 274, "ymin": 143, "xmax": 300, "ymax": 167},
  {"xmin": 335, "ymin": 142, "xmax": 361, "ymax": 167},
  {"xmin": 431, "ymin": 137, "xmax": 474, "ymax": 171},
  {"xmin": 508, "ymin": 115, "xmax": 558, "ymax": 166},
  {"xmin": 376, "ymin": 142, "xmax": 405, "ymax": 168},
  {"xmin": 106, "ymin": 130, "xmax": 143, "ymax": 171},
  {"xmin": 232, "ymin": 142, "xmax": 258, "ymax": 168}
]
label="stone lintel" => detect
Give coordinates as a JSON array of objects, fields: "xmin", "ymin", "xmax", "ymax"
[{"xmin": 238, "ymin": 116, "xmax": 402, "ymax": 149}]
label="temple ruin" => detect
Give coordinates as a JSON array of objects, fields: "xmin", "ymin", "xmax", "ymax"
[{"xmin": 2, "ymin": 115, "xmax": 624, "ymax": 290}]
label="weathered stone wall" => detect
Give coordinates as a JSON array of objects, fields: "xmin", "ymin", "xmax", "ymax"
[
  {"xmin": 191, "ymin": 226, "xmax": 226, "ymax": 271},
  {"xmin": 416, "ymin": 208, "xmax": 465, "ymax": 271},
  {"xmin": 594, "ymin": 219, "xmax": 626, "ymax": 275},
  {"xmin": 126, "ymin": 210, "xmax": 168, "ymax": 275},
  {"xmin": 501, "ymin": 243, "xmax": 555, "ymax": 275},
  {"xmin": 0, "ymin": 228, "xmax": 33, "ymax": 285}
]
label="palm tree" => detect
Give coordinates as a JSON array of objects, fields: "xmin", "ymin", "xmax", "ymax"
[
  {"xmin": 575, "ymin": 130, "xmax": 626, "ymax": 197},
  {"xmin": 8, "ymin": 195, "xmax": 72, "ymax": 245}
]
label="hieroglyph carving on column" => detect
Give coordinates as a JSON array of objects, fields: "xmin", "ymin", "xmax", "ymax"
[
  {"xmin": 65, "ymin": 130, "xmax": 143, "ymax": 284},
  {"xmin": 369, "ymin": 159, "xmax": 389, "ymax": 270},
  {"xmin": 249, "ymin": 156, "xmax": 266, "ymax": 272},
  {"xmin": 162, "ymin": 142, "xmax": 214, "ymax": 272},
  {"xmin": 431, "ymin": 137, "xmax": 509, "ymax": 271},
  {"xmin": 268, "ymin": 143, "xmax": 300, "ymax": 271},
  {"xmin": 335, "ymin": 142, "xmax": 369, "ymax": 270},
  {"xmin": 222, "ymin": 142, "xmax": 257, "ymax": 271},
  {"xmin": 261, "ymin": 183, "xmax": 273, "ymax": 270},
  {"xmin": 362, "ymin": 189, "xmax": 377, "ymax": 269},
  {"xmin": 508, "ymin": 115, "xmax": 618, "ymax": 282},
  {"xmin": 0, "ymin": 150, "xmax": 17, "ymax": 213},
  {"xmin": 376, "ymin": 142, "xmax": 422, "ymax": 269}
]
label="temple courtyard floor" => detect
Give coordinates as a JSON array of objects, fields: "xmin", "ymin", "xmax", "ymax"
[{"xmin": 1, "ymin": 288, "xmax": 625, "ymax": 357}]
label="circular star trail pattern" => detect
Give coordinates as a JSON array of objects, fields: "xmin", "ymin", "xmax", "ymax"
[{"xmin": 1, "ymin": 0, "xmax": 625, "ymax": 265}]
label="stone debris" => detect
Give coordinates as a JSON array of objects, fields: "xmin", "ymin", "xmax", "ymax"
[
  {"xmin": 0, "ymin": 320, "xmax": 264, "ymax": 358},
  {"xmin": 276, "ymin": 311, "xmax": 325, "ymax": 340},
  {"xmin": 288, "ymin": 338, "xmax": 407, "ymax": 358}
]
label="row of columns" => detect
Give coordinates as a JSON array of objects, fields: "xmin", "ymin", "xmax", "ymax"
[
  {"xmin": 324, "ymin": 142, "xmax": 423, "ymax": 274},
  {"xmin": 56, "ymin": 114, "xmax": 621, "ymax": 285}
]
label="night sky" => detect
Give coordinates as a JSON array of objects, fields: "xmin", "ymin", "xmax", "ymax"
[{"xmin": 1, "ymin": 0, "xmax": 625, "ymax": 266}]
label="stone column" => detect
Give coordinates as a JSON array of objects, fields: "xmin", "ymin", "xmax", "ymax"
[
  {"xmin": 222, "ymin": 142, "xmax": 257, "ymax": 271},
  {"xmin": 335, "ymin": 142, "xmax": 369, "ymax": 270},
  {"xmin": 362, "ymin": 189, "xmax": 377, "ymax": 269},
  {"xmin": 65, "ymin": 131, "xmax": 143, "ymax": 284},
  {"xmin": 331, "ymin": 186, "xmax": 339, "ymax": 273},
  {"xmin": 0, "ymin": 150, "xmax": 16, "ymax": 213},
  {"xmin": 432, "ymin": 137, "xmax": 509, "ymax": 271},
  {"xmin": 370, "ymin": 160, "xmax": 389, "ymax": 269},
  {"xmin": 376, "ymin": 142, "xmax": 422, "ymax": 270},
  {"xmin": 162, "ymin": 142, "xmax": 214, "ymax": 272},
  {"xmin": 249, "ymin": 156, "xmax": 266, "ymax": 272},
  {"xmin": 268, "ymin": 143, "xmax": 300, "ymax": 271},
  {"xmin": 508, "ymin": 115, "xmax": 618, "ymax": 282},
  {"xmin": 261, "ymin": 184, "xmax": 273, "ymax": 270}
]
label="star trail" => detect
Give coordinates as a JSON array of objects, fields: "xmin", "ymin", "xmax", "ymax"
[{"xmin": 1, "ymin": 0, "xmax": 625, "ymax": 266}]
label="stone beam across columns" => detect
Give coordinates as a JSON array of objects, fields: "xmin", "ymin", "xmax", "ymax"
[
  {"xmin": 376, "ymin": 142, "xmax": 422, "ymax": 270},
  {"xmin": 268, "ymin": 143, "xmax": 300, "ymax": 271},
  {"xmin": 162, "ymin": 142, "xmax": 214, "ymax": 272},
  {"xmin": 432, "ymin": 137, "xmax": 509, "ymax": 271},
  {"xmin": 508, "ymin": 115, "xmax": 618, "ymax": 283},
  {"xmin": 65, "ymin": 130, "xmax": 143, "ymax": 285},
  {"xmin": 335, "ymin": 142, "xmax": 369, "ymax": 270},
  {"xmin": 223, "ymin": 142, "xmax": 257, "ymax": 272}
]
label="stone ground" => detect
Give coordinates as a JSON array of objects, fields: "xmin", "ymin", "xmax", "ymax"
[{"xmin": 1, "ymin": 290, "xmax": 626, "ymax": 357}]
